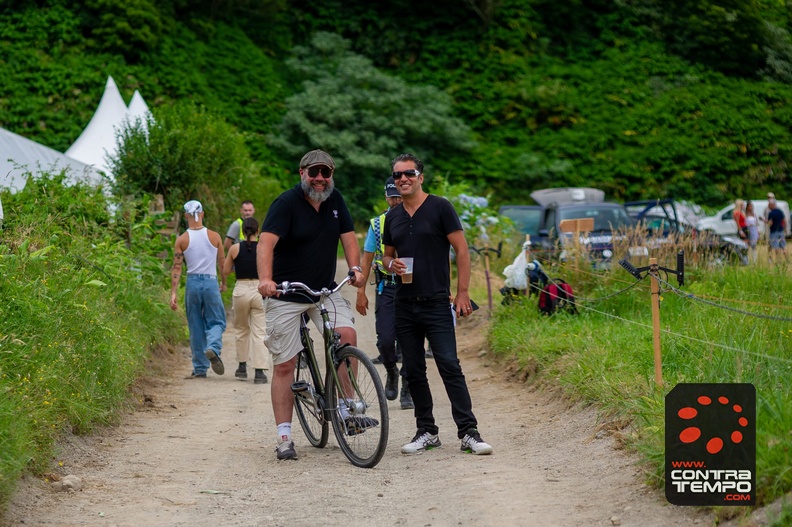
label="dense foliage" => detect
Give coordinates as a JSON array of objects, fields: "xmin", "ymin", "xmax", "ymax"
[
  {"xmin": 0, "ymin": 173, "xmax": 183, "ymax": 509},
  {"xmin": 3, "ymin": 0, "xmax": 792, "ymax": 222},
  {"xmin": 110, "ymin": 100, "xmax": 283, "ymax": 228},
  {"xmin": 271, "ymin": 32, "xmax": 475, "ymax": 218}
]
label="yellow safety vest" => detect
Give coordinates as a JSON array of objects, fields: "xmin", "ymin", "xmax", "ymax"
[{"xmin": 237, "ymin": 218, "xmax": 259, "ymax": 242}]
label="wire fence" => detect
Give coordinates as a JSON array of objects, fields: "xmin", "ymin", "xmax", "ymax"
[{"xmin": 504, "ymin": 257, "xmax": 792, "ymax": 365}]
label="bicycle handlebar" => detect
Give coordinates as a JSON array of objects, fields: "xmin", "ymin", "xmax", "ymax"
[{"xmin": 275, "ymin": 271, "xmax": 354, "ymax": 298}]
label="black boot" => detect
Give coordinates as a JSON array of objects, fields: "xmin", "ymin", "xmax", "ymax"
[
  {"xmin": 400, "ymin": 379, "xmax": 414, "ymax": 410},
  {"xmin": 235, "ymin": 362, "xmax": 248, "ymax": 379},
  {"xmin": 385, "ymin": 364, "xmax": 398, "ymax": 401},
  {"xmin": 254, "ymin": 369, "xmax": 268, "ymax": 384}
]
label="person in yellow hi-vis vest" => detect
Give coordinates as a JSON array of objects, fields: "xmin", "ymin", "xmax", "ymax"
[
  {"xmin": 356, "ymin": 177, "xmax": 413, "ymax": 410},
  {"xmin": 224, "ymin": 200, "xmax": 256, "ymax": 252}
]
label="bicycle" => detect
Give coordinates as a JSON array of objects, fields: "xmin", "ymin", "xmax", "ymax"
[{"xmin": 277, "ymin": 273, "xmax": 389, "ymax": 468}]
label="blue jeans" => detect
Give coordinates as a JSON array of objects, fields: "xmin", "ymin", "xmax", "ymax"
[
  {"xmin": 395, "ymin": 296, "xmax": 477, "ymax": 438},
  {"xmin": 185, "ymin": 274, "xmax": 226, "ymax": 375}
]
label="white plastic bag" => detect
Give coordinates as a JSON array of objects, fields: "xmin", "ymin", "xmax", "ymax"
[{"xmin": 502, "ymin": 251, "xmax": 528, "ymax": 290}]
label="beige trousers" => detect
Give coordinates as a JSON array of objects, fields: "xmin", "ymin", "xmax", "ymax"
[{"xmin": 231, "ymin": 280, "xmax": 269, "ymax": 370}]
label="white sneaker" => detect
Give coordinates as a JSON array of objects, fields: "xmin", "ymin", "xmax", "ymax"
[
  {"xmin": 460, "ymin": 430, "xmax": 493, "ymax": 455},
  {"xmin": 401, "ymin": 431, "xmax": 441, "ymax": 454}
]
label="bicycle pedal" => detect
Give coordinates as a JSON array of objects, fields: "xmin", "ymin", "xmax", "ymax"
[{"xmin": 291, "ymin": 381, "xmax": 310, "ymax": 394}]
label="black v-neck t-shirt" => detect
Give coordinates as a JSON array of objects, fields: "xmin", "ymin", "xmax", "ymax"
[{"xmin": 382, "ymin": 194, "xmax": 463, "ymax": 299}]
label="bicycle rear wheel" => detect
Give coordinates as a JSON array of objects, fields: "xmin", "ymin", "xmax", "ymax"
[
  {"xmin": 293, "ymin": 350, "xmax": 328, "ymax": 448},
  {"xmin": 328, "ymin": 346, "xmax": 389, "ymax": 468}
]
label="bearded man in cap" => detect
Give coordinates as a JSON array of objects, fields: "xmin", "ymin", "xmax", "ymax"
[
  {"xmin": 257, "ymin": 149, "xmax": 365, "ymax": 461},
  {"xmin": 355, "ymin": 176, "xmax": 413, "ymax": 410},
  {"xmin": 170, "ymin": 200, "xmax": 228, "ymax": 378}
]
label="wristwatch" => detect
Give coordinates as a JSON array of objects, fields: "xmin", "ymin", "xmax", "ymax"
[{"xmin": 350, "ymin": 266, "xmax": 363, "ymax": 273}]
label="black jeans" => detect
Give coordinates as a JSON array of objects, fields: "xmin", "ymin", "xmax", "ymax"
[{"xmin": 395, "ymin": 296, "xmax": 477, "ymax": 438}]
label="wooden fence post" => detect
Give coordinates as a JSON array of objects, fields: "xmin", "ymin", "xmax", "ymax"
[{"xmin": 649, "ymin": 257, "xmax": 663, "ymax": 387}]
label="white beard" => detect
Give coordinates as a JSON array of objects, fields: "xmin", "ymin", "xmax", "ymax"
[{"xmin": 301, "ymin": 179, "xmax": 334, "ymax": 202}]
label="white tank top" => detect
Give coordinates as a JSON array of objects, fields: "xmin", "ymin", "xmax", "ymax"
[{"xmin": 184, "ymin": 228, "xmax": 217, "ymax": 276}]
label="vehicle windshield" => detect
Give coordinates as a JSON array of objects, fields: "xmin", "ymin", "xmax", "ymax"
[
  {"xmin": 500, "ymin": 207, "xmax": 542, "ymax": 237},
  {"xmin": 559, "ymin": 205, "xmax": 632, "ymax": 231}
]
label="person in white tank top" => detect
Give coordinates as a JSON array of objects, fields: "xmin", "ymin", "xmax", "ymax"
[{"xmin": 170, "ymin": 200, "xmax": 228, "ymax": 378}]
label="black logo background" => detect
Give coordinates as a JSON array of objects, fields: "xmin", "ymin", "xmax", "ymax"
[{"xmin": 665, "ymin": 383, "xmax": 756, "ymax": 506}]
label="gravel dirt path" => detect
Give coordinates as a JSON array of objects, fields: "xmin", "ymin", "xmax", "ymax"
[{"xmin": 2, "ymin": 266, "xmax": 715, "ymax": 527}]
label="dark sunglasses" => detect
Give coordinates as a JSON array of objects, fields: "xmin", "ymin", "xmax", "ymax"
[
  {"xmin": 307, "ymin": 166, "xmax": 333, "ymax": 178},
  {"xmin": 392, "ymin": 169, "xmax": 421, "ymax": 179}
]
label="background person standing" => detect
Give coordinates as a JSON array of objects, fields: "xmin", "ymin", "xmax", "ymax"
[
  {"xmin": 744, "ymin": 200, "xmax": 759, "ymax": 263},
  {"xmin": 224, "ymin": 200, "xmax": 256, "ymax": 252},
  {"xmin": 170, "ymin": 200, "xmax": 227, "ymax": 378},
  {"xmin": 382, "ymin": 153, "xmax": 492, "ymax": 456},
  {"xmin": 767, "ymin": 198, "xmax": 787, "ymax": 261},
  {"xmin": 732, "ymin": 198, "xmax": 747, "ymax": 239},
  {"xmin": 223, "ymin": 216, "xmax": 269, "ymax": 384}
]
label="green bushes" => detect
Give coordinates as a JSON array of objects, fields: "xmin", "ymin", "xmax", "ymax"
[
  {"xmin": 270, "ymin": 32, "xmax": 474, "ymax": 220},
  {"xmin": 0, "ymin": 174, "xmax": 182, "ymax": 509},
  {"xmin": 3, "ymin": 0, "xmax": 792, "ymax": 214},
  {"xmin": 110, "ymin": 100, "xmax": 283, "ymax": 231}
]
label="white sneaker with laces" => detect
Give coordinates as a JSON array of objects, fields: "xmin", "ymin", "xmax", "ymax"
[
  {"xmin": 401, "ymin": 431, "xmax": 441, "ymax": 454},
  {"xmin": 460, "ymin": 430, "xmax": 493, "ymax": 455}
]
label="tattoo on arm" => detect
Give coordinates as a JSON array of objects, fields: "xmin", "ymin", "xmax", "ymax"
[{"xmin": 171, "ymin": 252, "xmax": 184, "ymax": 288}]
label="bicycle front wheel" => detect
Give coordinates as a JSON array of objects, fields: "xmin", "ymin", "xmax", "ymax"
[
  {"xmin": 328, "ymin": 346, "xmax": 389, "ymax": 468},
  {"xmin": 293, "ymin": 350, "xmax": 328, "ymax": 448}
]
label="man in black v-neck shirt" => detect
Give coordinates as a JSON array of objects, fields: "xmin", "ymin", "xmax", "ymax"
[
  {"xmin": 257, "ymin": 149, "xmax": 365, "ymax": 461},
  {"xmin": 382, "ymin": 153, "xmax": 493, "ymax": 456}
]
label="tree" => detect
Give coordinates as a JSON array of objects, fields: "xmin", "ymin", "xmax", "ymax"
[
  {"xmin": 109, "ymin": 101, "xmax": 281, "ymax": 228},
  {"xmin": 269, "ymin": 32, "xmax": 475, "ymax": 220},
  {"xmin": 618, "ymin": 0, "xmax": 770, "ymax": 78}
]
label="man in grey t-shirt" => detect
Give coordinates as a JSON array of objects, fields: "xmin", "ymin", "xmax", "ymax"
[{"xmin": 224, "ymin": 200, "xmax": 256, "ymax": 252}]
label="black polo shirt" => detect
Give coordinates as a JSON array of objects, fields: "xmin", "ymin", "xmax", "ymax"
[
  {"xmin": 383, "ymin": 194, "xmax": 463, "ymax": 299},
  {"xmin": 261, "ymin": 184, "xmax": 354, "ymax": 302}
]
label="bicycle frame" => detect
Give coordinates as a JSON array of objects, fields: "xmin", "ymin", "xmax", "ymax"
[
  {"xmin": 294, "ymin": 300, "xmax": 347, "ymax": 424},
  {"xmin": 279, "ymin": 274, "xmax": 389, "ymax": 468}
]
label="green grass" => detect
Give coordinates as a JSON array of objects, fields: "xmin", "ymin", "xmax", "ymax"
[
  {"xmin": 487, "ymin": 248, "xmax": 792, "ymax": 515},
  {"xmin": 0, "ymin": 176, "xmax": 183, "ymax": 512}
]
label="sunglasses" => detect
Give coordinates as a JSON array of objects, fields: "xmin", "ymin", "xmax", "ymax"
[
  {"xmin": 392, "ymin": 169, "xmax": 421, "ymax": 179},
  {"xmin": 306, "ymin": 166, "xmax": 333, "ymax": 178}
]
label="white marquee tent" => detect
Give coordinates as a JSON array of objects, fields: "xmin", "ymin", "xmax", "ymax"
[
  {"xmin": 65, "ymin": 76, "xmax": 151, "ymax": 175},
  {"xmin": 0, "ymin": 75, "xmax": 151, "ymax": 193},
  {"xmin": 0, "ymin": 126, "xmax": 103, "ymax": 192}
]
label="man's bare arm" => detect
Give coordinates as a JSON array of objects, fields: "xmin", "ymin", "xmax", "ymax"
[
  {"xmin": 209, "ymin": 231, "xmax": 227, "ymax": 290},
  {"xmin": 257, "ymin": 232, "xmax": 280, "ymax": 297},
  {"xmin": 448, "ymin": 230, "xmax": 472, "ymax": 316},
  {"xmin": 356, "ymin": 250, "xmax": 375, "ymax": 316},
  {"xmin": 169, "ymin": 235, "xmax": 187, "ymax": 310},
  {"xmin": 340, "ymin": 231, "xmax": 363, "ymax": 287}
]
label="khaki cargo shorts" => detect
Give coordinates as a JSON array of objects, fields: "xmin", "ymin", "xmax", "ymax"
[{"xmin": 263, "ymin": 292, "xmax": 354, "ymax": 365}]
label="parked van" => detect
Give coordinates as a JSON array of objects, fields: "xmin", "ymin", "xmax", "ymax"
[{"xmin": 696, "ymin": 200, "xmax": 791, "ymax": 237}]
